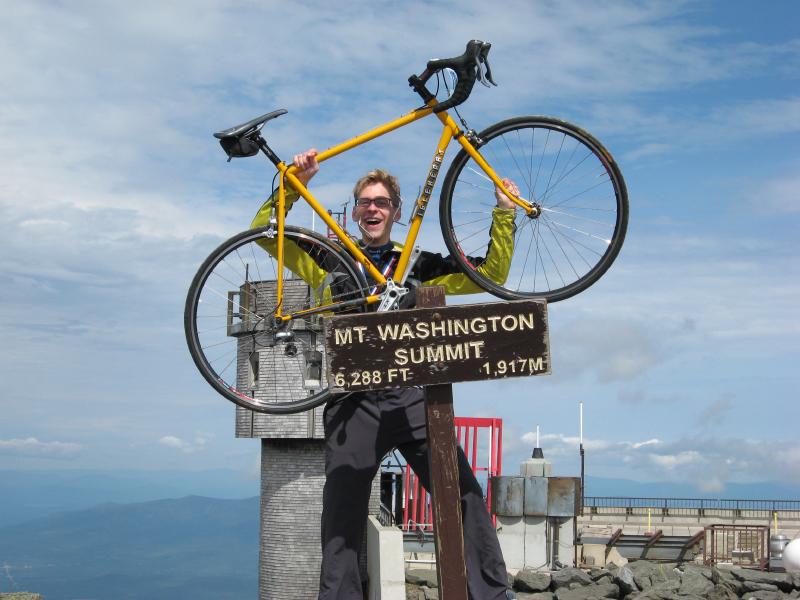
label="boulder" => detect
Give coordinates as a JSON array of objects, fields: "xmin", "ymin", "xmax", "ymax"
[
  {"xmin": 627, "ymin": 561, "xmax": 678, "ymax": 591},
  {"xmin": 741, "ymin": 591, "xmax": 781, "ymax": 600},
  {"xmin": 711, "ymin": 567, "xmax": 743, "ymax": 594},
  {"xmin": 551, "ymin": 568, "xmax": 594, "ymax": 589},
  {"xmin": 631, "ymin": 579, "xmax": 681, "ymax": 600},
  {"xmin": 406, "ymin": 586, "xmax": 425, "ymax": 600},
  {"xmin": 741, "ymin": 581, "xmax": 779, "ymax": 593},
  {"xmin": 406, "ymin": 569, "xmax": 438, "ymax": 588},
  {"xmin": 705, "ymin": 582, "xmax": 739, "ymax": 600},
  {"xmin": 792, "ymin": 572, "xmax": 800, "ymax": 591},
  {"xmin": 678, "ymin": 570, "xmax": 714, "ymax": 596},
  {"xmin": 590, "ymin": 568, "xmax": 611, "ymax": 582},
  {"xmin": 612, "ymin": 565, "xmax": 638, "ymax": 596},
  {"xmin": 421, "ymin": 586, "xmax": 438, "ymax": 600},
  {"xmin": 679, "ymin": 564, "xmax": 714, "ymax": 581},
  {"xmin": 515, "ymin": 569, "xmax": 552, "ymax": 592},
  {"xmin": 554, "ymin": 582, "xmax": 619, "ymax": 600},
  {"xmin": 731, "ymin": 568, "xmax": 791, "ymax": 592},
  {"xmin": 518, "ymin": 593, "xmax": 555, "ymax": 600}
]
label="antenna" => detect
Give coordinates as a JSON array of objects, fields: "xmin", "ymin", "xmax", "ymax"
[
  {"xmin": 579, "ymin": 401, "xmax": 585, "ymax": 515},
  {"xmin": 532, "ymin": 424, "xmax": 544, "ymax": 459}
]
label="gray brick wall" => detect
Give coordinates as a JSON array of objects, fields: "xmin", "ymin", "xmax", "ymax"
[
  {"xmin": 259, "ymin": 439, "xmax": 380, "ymax": 600},
  {"xmin": 234, "ymin": 278, "xmax": 327, "ymax": 439}
]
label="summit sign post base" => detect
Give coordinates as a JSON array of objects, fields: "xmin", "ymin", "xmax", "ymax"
[{"xmin": 324, "ymin": 288, "xmax": 550, "ymax": 599}]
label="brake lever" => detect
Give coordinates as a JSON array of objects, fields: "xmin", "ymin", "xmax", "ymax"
[
  {"xmin": 478, "ymin": 42, "xmax": 497, "ymax": 87},
  {"xmin": 482, "ymin": 58, "xmax": 497, "ymax": 86}
]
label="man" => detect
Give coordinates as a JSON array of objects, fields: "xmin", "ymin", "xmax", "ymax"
[{"xmin": 252, "ymin": 149, "xmax": 519, "ymax": 600}]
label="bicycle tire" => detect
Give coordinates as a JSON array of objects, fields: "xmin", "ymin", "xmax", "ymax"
[
  {"xmin": 439, "ymin": 116, "xmax": 628, "ymax": 302},
  {"xmin": 184, "ymin": 225, "xmax": 369, "ymax": 414}
]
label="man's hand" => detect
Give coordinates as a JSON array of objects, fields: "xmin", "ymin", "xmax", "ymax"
[
  {"xmin": 293, "ymin": 148, "xmax": 319, "ymax": 186},
  {"xmin": 494, "ymin": 178, "xmax": 520, "ymax": 210}
]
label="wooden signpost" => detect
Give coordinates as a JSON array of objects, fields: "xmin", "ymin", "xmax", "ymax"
[{"xmin": 324, "ymin": 289, "xmax": 551, "ymax": 599}]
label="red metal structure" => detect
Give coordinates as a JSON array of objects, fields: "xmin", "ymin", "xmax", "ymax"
[
  {"xmin": 402, "ymin": 416, "xmax": 503, "ymax": 531},
  {"xmin": 326, "ymin": 207, "xmax": 347, "ymax": 239}
]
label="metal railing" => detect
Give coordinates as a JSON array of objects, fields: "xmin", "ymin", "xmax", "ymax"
[{"xmin": 583, "ymin": 496, "xmax": 800, "ymax": 518}]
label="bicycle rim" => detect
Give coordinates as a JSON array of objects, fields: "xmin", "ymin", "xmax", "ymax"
[
  {"xmin": 184, "ymin": 225, "xmax": 369, "ymax": 414},
  {"xmin": 440, "ymin": 116, "xmax": 628, "ymax": 302}
]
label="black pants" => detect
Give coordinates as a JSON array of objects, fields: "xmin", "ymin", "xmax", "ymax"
[{"xmin": 318, "ymin": 387, "xmax": 508, "ymax": 600}]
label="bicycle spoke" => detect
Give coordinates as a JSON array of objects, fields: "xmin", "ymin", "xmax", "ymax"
[
  {"xmin": 440, "ymin": 117, "xmax": 627, "ymax": 301},
  {"xmin": 186, "ymin": 226, "xmax": 368, "ymax": 414}
]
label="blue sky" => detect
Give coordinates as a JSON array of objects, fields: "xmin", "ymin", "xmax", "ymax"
[{"xmin": 1, "ymin": 1, "xmax": 798, "ymax": 495}]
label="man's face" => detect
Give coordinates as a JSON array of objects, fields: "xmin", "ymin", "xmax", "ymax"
[{"xmin": 351, "ymin": 182, "xmax": 399, "ymax": 247}]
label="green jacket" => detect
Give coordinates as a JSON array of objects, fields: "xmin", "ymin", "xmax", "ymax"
[{"xmin": 251, "ymin": 188, "xmax": 515, "ymax": 298}]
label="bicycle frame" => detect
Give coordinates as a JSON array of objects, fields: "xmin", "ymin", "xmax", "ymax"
[{"xmin": 270, "ymin": 98, "xmax": 532, "ymax": 320}]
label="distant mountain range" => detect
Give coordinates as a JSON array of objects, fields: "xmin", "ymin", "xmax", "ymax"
[
  {"xmin": 0, "ymin": 468, "xmax": 258, "ymax": 527},
  {"xmin": 1, "ymin": 469, "xmax": 797, "ymax": 529},
  {"xmin": 0, "ymin": 495, "xmax": 258, "ymax": 600}
]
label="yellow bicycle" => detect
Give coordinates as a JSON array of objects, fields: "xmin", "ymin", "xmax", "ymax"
[{"xmin": 185, "ymin": 40, "xmax": 628, "ymax": 414}]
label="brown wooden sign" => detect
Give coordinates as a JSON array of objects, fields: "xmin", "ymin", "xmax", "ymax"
[{"xmin": 324, "ymin": 298, "xmax": 550, "ymax": 392}]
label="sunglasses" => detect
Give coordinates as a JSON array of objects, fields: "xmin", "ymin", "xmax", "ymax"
[{"xmin": 355, "ymin": 196, "xmax": 397, "ymax": 209}]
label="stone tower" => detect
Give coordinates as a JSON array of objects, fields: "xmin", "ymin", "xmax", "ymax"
[{"xmin": 233, "ymin": 277, "xmax": 379, "ymax": 599}]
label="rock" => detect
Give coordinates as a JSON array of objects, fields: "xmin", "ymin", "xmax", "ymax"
[
  {"xmin": 711, "ymin": 567, "xmax": 743, "ymax": 594},
  {"xmin": 731, "ymin": 568, "xmax": 792, "ymax": 592},
  {"xmin": 551, "ymin": 567, "xmax": 594, "ymax": 589},
  {"xmin": 741, "ymin": 581, "xmax": 779, "ymax": 593},
  {"xmin": 515, "ymin": 569, "xmax": 552, "ymax": 592},
  {"xmin": 554, "ymin": 582, "xmax": 619, "ymax": 600},
  {"xmin": 613, "ymin": 565, "xmax": 638, "ymax": 596},
  {"xmin": 678, "ymin": 570, "xmax": 714, "ymax": 596},
  {"xmin": 791, "ymin": 573, "xmax": 800, "ymax": 591},
  {"xmin": 706, "ymin": 582, "xmax": 739, "ymax": 600},
  {"xmin": 406, "ymin": 586, "xmax": 425, "ymax": 600},
  {"xmin": 591, "ymin": 568, "xmax": 611, "ymax": 581},
  {"xmin": 679, "ymin": 564, "xmax": 714, "ymax": 581},
  {"xmin": 741, "ymin": 591, "xmax": 781, "ymax": 600},
  {"xmin": 518, "ymin": 593, "xmax": 555, "ymax": 600},
  {"xmin": 421, "ymin": 586, "xmax": 438, "ymax": 600},
  {"xmin": 406, "ymin": 569, "xmax": 438, "ymax": 588},
  {"xmin": 628, "ymin": 561, "xmax": 678, "ymax": 591},
  {"xmin": 593, "ymin": 574, "xmax": 612, "ymax": 586},
  {"xmin": 631, "ymin": 579, "xmax": 681, "ymax": 600},
  {"xmin": 570, "ymin": 582, "xmax": 586, "ymax": 590}
]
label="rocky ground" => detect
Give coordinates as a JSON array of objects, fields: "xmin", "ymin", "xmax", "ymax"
[{"xmin": 406, "ymin": 561, "xmax": 800, "ymax": 600}]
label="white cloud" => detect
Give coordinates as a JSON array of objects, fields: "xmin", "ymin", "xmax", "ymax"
[
  {"xmin": 631, "ymin": 438, "xmax": 661, "ymax": 450},
  {"xmin": 158, "ymin": 434, "xmax": 210, "ymax": 454},
  {"xmin": 0, "ymin": 437, "xmax": 82, "ymax": 458},
  {"xmin": 554, "ymin": 319, "xmax": 663, "ymax": 382},
  {"xmin": 649, "ymin": 450, "xmax": 702, "ymax": 469},
  {"xmin": 518, "ymin": 431, "xmax": 800, "ymax": 490},
  {"xmin": 759, "ymin": 171, "xmax": 800, "ymax": 214}
]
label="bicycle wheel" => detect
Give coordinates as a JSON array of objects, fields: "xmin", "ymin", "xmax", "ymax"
[
  {"xmin": 184, "ymin": 225, "xmax": 369, "ymax": 414},
  {"xmin": 439, "ymin": 116, "xmax": 628, "ymax": 302}
]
